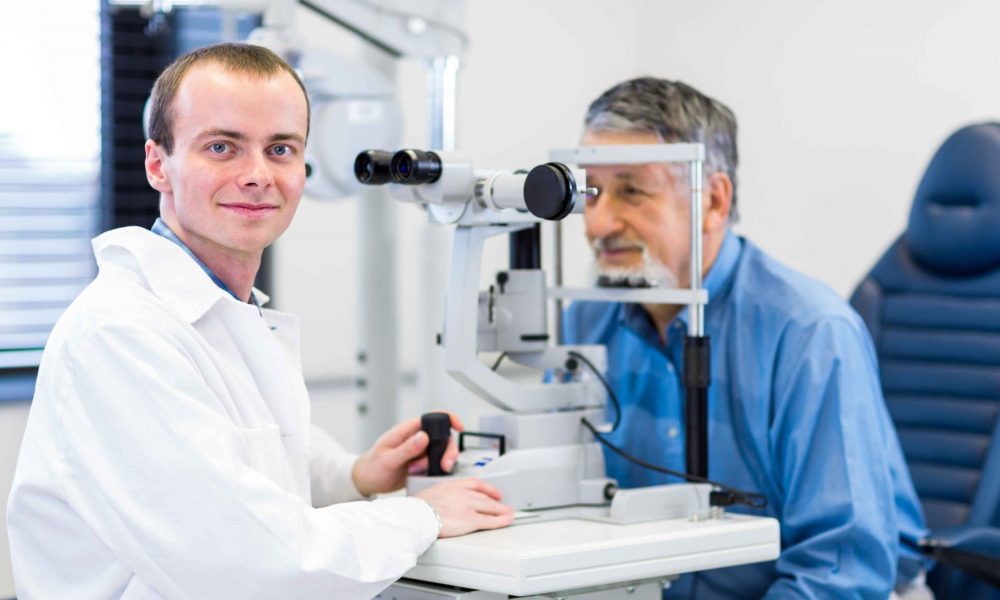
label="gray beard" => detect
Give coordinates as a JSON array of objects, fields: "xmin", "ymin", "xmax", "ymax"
[{"xmin": 590, "ymin": 247, "xmax": 679, "ymax": 289}]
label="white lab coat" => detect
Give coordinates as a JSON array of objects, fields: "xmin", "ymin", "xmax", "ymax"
[{"xmin": 6, "ymin": 227, "xmax": 438, "ymax": 600}]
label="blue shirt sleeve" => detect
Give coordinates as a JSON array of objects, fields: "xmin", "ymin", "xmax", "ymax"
[{"xmin": 764, "ymin": 315, "xmax": 899, "ymax": 599}]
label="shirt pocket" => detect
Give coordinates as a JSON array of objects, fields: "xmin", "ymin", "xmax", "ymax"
[{"xmin": 239, "ymin": 424, "xmax": 292, "ymax": 491}]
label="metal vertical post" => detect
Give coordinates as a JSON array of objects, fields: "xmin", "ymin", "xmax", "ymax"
[
  {"xmin": 417, "ymin": 55, "xmax": 463, "ymax": 417},
  {"xmin": 553, "ymin": 221, "xmax": 564, "ymax": 346},
  {"xmin": 427, "ymin": 56, "xmax": 459, "ymax": 149},
  {"xmin": 355, "ymin": 48, "xmax": 401, "ymax": 450},
  {"xmin": 356, "ymin": 186, "xmax": 400, "ymax": 448},
  {"xmin": 684, "ymin": 159, "xmax": 710, "ymax": 478},
  {"xmin": 689, "ymin": 160, "xmax": 704, "ymax": 337}
]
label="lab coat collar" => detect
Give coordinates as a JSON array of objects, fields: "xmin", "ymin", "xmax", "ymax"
[{"xmin": 92, "ymin": 227, "xmax": 268, "ymax": 324}]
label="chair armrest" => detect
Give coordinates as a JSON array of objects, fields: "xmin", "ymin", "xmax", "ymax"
[
  {"xmin": 924, "ymin": 526, "xmax": 1000, "ymax": 588},
  {"xmin": 931, "ymin": 525, "xmax": 1000, "ymax": 556}
]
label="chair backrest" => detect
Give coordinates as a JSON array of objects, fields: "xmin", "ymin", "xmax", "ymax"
[{"xmin": 851, "ymin": 123, "xmax": 1000, "ymax": 598}]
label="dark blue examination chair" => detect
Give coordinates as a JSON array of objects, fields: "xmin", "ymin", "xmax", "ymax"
[{"xmin": 851, "ymin": 123, "xmax": 1000, "ymax": 599}]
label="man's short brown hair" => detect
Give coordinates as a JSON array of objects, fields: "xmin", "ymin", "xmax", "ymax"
[{"xmin": 148, "ymin": 42, "xmax": 310, "ymax": 155}]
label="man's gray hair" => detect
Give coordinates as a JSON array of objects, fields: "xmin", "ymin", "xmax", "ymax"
[{"xmin": 585, "ymin": 77, "xmax": 740, "ymax": 221}]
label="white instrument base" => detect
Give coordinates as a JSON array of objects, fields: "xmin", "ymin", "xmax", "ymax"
[{"xmin": 404, "ymin": 512, "xmax": 779, "ymax": 597}]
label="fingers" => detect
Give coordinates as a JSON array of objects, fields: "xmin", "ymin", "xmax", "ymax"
[
  {"xmin": 441, "ymin": 437, "xmax": 459, "ymax": 472},
  {"xmin": 410, "ymin": 444, "xmax": 455, "ymax": 475},
  {"xmin": 471, "ymin": 495, "xmax": 514, "ymax": 517},
  {"xmin": 377, "ymin": 412, "xmax": 465, "ymax": 472},
  {"xmin": 385, "ymin": 430, "xmax": 429, "ymax": 467},
  {"xmin": 459, "ymin": 477, "xmax": 504, "ymax": 501},
  {"xmin": 476, "ymin": 512, "xmax": 515, "ymax": 531},
  {"xmin": 377, "ymin": 412, "xmax": 461, "ymax": 451},
  {"xmin": 386, "ymin": 411, "xmax": 463, "ymax": 445},
  {"xmin": 375, "ymin": 417, "xmax": 422, "ymax": 449},
  {"xmin": 419, "ymin": 410, "xmax": 465, "ymax": 432},
  {"xmin": 443, "ymin": 411, "xmax": 465, "ymax": 432}
]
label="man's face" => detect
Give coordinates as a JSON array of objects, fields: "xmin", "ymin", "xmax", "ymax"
[
  {"xmin": 146, "ymin": 63, "xmax": 308, "ymax": 259},
  {"xmin": 582, "ymin": 129, "xmax": 694, "ymax": 288}
]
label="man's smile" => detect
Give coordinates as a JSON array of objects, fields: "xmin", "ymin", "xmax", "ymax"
[{"xmin": 219, "ymin": 202, "xmax": 279, "ymax": 218}]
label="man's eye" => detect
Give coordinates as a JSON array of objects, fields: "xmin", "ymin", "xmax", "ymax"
[
  {"xmin": 271, "ymin": 144, "xmax": 291, "ymax": 157},
  {"xmin": 209, "ymin": 142, "xmax": 229, "ymax": 154},
  {"xmin": 615, "ymin": 188, "xmax": 646, "ymax": 207}
]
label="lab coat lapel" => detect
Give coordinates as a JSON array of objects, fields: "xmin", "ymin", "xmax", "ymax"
[
  {"xmin": 208, "ymin": 303, "xmax": 312, "ymax": 499},
  {"xmin": 96, "ymin": 227, "xmax": 314, "ymax": 499}
]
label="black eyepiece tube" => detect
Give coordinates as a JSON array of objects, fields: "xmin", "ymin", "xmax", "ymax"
[
  {"xmin": 354, "ymin": 150, "xmax": 394, "ymax": 185},
  {"xmin": 390, "ymin": 149, "xmax": 443, "ymax": 185}
]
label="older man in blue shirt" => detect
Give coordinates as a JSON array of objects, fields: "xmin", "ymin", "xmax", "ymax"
[{"xmin": 563, "ymin": 77, "xmax": 929, "ymax": 599}]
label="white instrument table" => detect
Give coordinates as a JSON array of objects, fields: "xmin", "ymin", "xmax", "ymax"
[{"xmin": 403, "ymin": 512, "xmax": 780, "ymax": 597}]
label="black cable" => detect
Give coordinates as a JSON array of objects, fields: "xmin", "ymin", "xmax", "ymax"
[
  {"xmin": 900, "ymin": 534, "xmax": 926, "ymax": 553},
  {"xmin": 340, "ymin": 0, "xmax": 470, "ymax": 48},
  {"xmin": 299, "ymin": 0, "xmax": 403, "ymax": 58},
  {"xmin": 298, "ymin": 0, "xmax": 470, "ymax": 59},
  {"xmin": 567, "ymin": 350, "xmax": 621, "ymax": 432},
  {"xmin": 568, "ymin": 349, "xmax": 766, "ymax": 509},
  {"xmin": 905, "ymin": 534, "xmax": 1000, "ymax": 588},
  {"xmin": 490, "ymin": 352, "xmax": 507, "ymax": 371},
  {"xmin": 581, "ymin": 418, "xmax": 767, "ymax": 509}
]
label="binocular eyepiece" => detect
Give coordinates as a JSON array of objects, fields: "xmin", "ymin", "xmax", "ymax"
[
  {"xmin": 354, "ymin": 148, "xmax": 580, "ymax": 222},
  {"xmin": 354, "ymin": 149, "xmax": 443, "ymax": 185}
]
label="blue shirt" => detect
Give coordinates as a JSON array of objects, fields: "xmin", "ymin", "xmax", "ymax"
[
  {"xmin": 151, "ymin": 218, "xmax": 261, "ymax": 310},
  {"xmin": 563, "ymin": 231, "xmax": 927, "ymax": 599}
]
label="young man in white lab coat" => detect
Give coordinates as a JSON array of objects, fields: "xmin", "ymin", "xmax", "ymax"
[{"xmin": 6, "ymin": 43, "xmax": 513, "ymax": 600}]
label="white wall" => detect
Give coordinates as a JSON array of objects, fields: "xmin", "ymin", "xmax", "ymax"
[
  {"xmin": 283, "ymin": 0, "xmax": 1000, "ymax": 439},
  {"xmin": 629, "ymin": 0, "xmax": 1000, "ymax": 296}
]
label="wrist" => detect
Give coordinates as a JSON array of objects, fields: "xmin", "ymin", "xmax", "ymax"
[
  {"xmin": 351, "ymin": 455, "xmax": 374, "ymax": 498},
  {"xmin": 420, "ymin": 498, "xmax": 443, "ymax": 535}
]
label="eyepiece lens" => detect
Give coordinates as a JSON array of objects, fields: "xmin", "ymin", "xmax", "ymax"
[
  {"xmin": 354, "ymin": 150, "xmax": 393, "ymax": 185},
  {"xmin": 390, "ymin": 149, "xmax": 442, "ymax": 184}
]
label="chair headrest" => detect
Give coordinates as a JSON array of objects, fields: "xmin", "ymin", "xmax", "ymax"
[{"xmin": 908, "ymin": 123, "xmax": 1000, "ymax": 276}]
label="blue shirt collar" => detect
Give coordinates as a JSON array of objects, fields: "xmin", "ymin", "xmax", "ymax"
[
  {"xmin": 151, "ymin": 218, "xmax": 261, "ymax": 310},
  {"xmin": 621, "ymin": 229, "xmax": 742, "ymax": 342}
]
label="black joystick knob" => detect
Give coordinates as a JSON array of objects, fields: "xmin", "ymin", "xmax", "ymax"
[{"xmin": 421, "ymin": 412, "xmax": 452, "ymax": 476}]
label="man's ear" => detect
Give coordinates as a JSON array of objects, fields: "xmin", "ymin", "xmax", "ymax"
[
  {"xmin": 703, "ymin": 172, "xmax": 733, "ymax": 232},
  {"xmin": 144, "ymin": 139, "xmax": 172, "ymax": 194}
]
